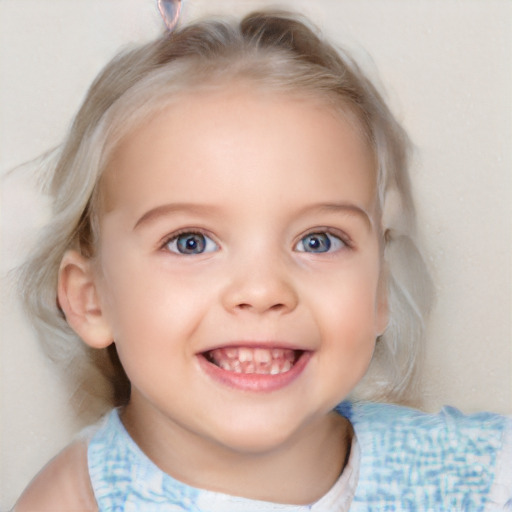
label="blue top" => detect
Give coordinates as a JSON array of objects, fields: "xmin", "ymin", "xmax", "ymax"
[
  {"xmin": 88, "ymin": 401, "xmax": 512, "ymax": 511},
  {"xmin": 336, "ymin": 401, "xmax": 512, "ymax": 511}
]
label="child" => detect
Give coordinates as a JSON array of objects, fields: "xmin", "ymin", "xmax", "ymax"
[{"xmin": 13, "ymin": 6, "xmax": 512, "ymax": 511}]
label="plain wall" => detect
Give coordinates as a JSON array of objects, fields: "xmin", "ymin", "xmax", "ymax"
[{"xmin": 1, "ymin": 0, "xmax": 511, "ymax": 508}]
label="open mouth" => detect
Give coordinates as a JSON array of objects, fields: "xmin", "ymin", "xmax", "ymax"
[{"xmin": 203, "ymin": 347, "xmax": 303, "ymax": 375}]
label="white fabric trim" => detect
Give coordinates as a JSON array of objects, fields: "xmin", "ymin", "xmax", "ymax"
[{"xmin": 195, "ymin": 437, "xmax": 360, "ymax": 512}]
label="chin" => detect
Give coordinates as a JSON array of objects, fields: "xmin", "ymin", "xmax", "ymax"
[
  {"xmin": 205, "ymin": 410, "xmax": 318, "ymax": 456},
  {"xmin": 216, "ymin": 430, "xmax": 297, "ymax": 456}
]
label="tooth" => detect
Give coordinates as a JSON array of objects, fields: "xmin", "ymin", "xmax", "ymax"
[
  {"xmin": 209, "ymin": 346, "xmax": 298, "ymax": 374},
  {"xmin": 219, "ymin": 360, "xmax": 232, "ymax": 371},
  {"xmin": 245, "ymin": 362, "xmax": 255, "ymax": 374},
  {"xmin": 272, "ymin": 348, "xmax": 284, "ymax": 359},
  {"xmin": 225, "ymin": 347, "xmax": 238, "ymax": 359},
  {"xmin": 255, "ymin": 364, "xmax": 266, "ymax": 375},
  {"xmin": 239, "ymin": 348, "xmax": 253, "ymax": 362},
  {"xmin": 254, "ymin": 348, "xmax": 271, "ymax": 364},
  {"xmin": 257, "ymin": 360, "xmax": 272, "ymax": 373},
  {"xmin": 270, "ymin": 362, "xmax": 281, "ymax": 375},
  {"xmin": 208, "ymin": 349, "xmax": 219, "ymax": 363},
  {"xmin": 281, "ymin": 361, "xmax": 292, "ymax": 373},
  {"xmin": 285, "ymin": 350, "xmax": 296, "ymax": 363}
]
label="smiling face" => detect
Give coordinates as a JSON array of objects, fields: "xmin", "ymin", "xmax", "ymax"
[{"xmin": 71, "ymin": 87, "xmax": 386, "ymax": 460}]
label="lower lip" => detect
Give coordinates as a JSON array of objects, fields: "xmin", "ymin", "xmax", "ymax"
[{"xmin": 197, "ymin": 351, "xmax": 312, "ymax": 393}]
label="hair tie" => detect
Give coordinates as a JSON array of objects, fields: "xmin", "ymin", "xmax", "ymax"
[{"xmin": 157, "ymin": 0, "xmax": 182, "ymax": 31}]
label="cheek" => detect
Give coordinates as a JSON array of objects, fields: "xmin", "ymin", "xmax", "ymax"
[
  {"xmin": 310, "ymin": 264, "xmax": 382, "ymax": 363},
  {"xmin": 96, "ymin": 249, "xmax": 215, "ymax": 348},
  {"xmin": 323, "ymin": 294, "xmax": 378, "ymax": 390},
  {"xmin": 316, "ymin": 269, "xmax": 382, "ymax": 326}
]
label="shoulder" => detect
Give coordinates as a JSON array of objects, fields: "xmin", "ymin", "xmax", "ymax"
[
  {"xmin": 338, "ymin": 401, "xmax": 512, "ymax": 510},
  {"xmin": 340, "ymin": 399, "xmax": 510, "ymax": 436},
  {"xmin": 341, "ymin": 400, "xmax": 510, "ymax": 460},
  {"xmin": 13, "ymin": 440, "xmax": 98, "ymax": 512}
]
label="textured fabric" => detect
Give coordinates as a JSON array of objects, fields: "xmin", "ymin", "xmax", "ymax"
[
  {"xmin": 88, "ymin": 409, "xmax": 358, "ymax": 511},
  {"xmin": 488, "ymin": 424, "xmax": 512, "ymax": 510},
  {"xmin": 338, "ymin": 401, "xmax": 512, "ymax": 511},
  {"xmin": 88, "ymin": 402, "xmax": 512, "ymax": 511}
]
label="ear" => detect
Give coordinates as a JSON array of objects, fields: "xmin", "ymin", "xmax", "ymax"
[{"xmin": 58, "ymin": 250, "xmax": 113, "ymax": 349}]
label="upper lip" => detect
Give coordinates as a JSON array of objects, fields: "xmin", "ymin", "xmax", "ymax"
[{"xmin": 197, "ymin": 340, "xmax": 308, "ymax": 354}]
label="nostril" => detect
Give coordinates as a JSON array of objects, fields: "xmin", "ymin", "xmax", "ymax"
[
  {"xmin": 224, "ymin": 279, "xmax": 299, "ymax": 315},
  {"xmin": 235, "ymin": 302, "xmax": 286, "ymax": 312}
]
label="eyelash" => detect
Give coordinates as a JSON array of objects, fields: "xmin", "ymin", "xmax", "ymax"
[
  {"xmin": 160, "ymin": 229, "xmax": 219, "ymax": 255},
  {"xmin": 159, "ymin": 227, "xmax": 353, "ymax": 256},
  {"xmin": 294, "ymin": 229, "xmax": 353, "ymax": 254}
]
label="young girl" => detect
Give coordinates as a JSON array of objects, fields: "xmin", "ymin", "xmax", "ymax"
[{"xmin": 12, "ymin": 5, "xmax": 512, "ymax": 511}]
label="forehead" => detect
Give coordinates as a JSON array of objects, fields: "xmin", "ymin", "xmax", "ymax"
[{"xmin": 99, "ymin": 87, "xmax": 377, "ymax": 215}]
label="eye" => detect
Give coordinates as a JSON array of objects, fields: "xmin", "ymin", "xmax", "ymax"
[
  {"xmin": 295, "ymin": 232, "xmax": 346, "ymax": 253},
  {"xmin": 165, "ymin": 232, "xmax": 218, "ymax": 255}
]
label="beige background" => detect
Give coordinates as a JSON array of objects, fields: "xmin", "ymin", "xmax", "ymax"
[{"xmin": 1, "ymin": 0, "xmax": 511, "ymax": 509}]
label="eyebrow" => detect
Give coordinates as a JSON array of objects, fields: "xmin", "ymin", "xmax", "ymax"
[
  {"xmin": 133, "ymin": 203, "xmax": 222, "ymax": 230},
  {"xmin": 299, "ymin": 202, "xmax": 374, "ymax": 231},
  {"xmin": 133, "ymin": 201, "xmax": 373, "ymax": 231}
]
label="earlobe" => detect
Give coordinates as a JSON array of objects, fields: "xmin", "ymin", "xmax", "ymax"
[{"xmin": 58, "ymin": 250, "xmax": 113, "ymax": 349}]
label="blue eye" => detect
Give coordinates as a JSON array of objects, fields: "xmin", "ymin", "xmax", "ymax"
[
  {"xmin": 295, "ymin": 232, "xmax": 345, "ymax": 253},
  {"xmin": 166, "ymin": 232, "xmax": 218, "ymax": 255}
]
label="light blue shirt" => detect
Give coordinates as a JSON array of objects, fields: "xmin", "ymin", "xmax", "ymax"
[{"xmin": 88, "ymin": 401, "xmax": 512, "ymax": 511}]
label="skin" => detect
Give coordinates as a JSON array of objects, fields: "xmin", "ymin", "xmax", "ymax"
[
  {"xmin": 15, "ymin": 87, "xmax": 387, "ymax": 509},
  {"xmin": 13, "ymin": 441, "xmax": 96, "ymax": 511}
]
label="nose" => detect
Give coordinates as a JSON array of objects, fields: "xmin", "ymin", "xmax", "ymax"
[{"xmin": 221, "ymin": 255, "xmax": 299, "ymax": 315}]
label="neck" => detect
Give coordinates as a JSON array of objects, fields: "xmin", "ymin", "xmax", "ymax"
[{"xmin": 121, "ymin": 398, "xmax": 352, "ymax": 505}]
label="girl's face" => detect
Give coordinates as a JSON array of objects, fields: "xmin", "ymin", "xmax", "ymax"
[{"xmin": 92, "ymin": 87, "xmax": 387, "ymax": 455}]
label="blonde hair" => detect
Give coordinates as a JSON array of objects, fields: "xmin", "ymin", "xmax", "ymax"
[{"xmin": 20, "ymin": 10, "xmax": 433, "ymax": 416}]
